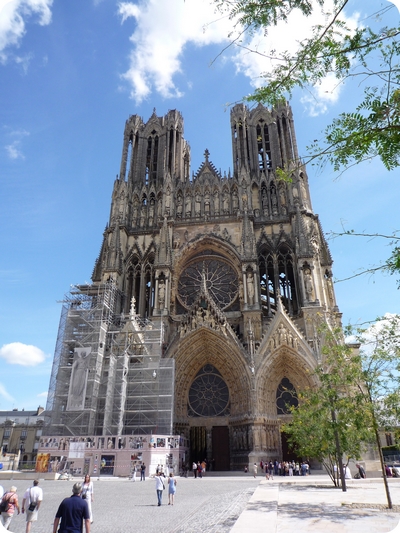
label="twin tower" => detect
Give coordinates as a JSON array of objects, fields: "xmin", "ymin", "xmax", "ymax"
[{"xmin": 46, "ymin": 103, "xmax": 341, "ymax": 470}]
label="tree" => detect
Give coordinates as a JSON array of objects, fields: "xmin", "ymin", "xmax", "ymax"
[
  {"xmin": 284, "ymin": 316, "xmax": 400, "ymax": 507},
  {"xmin": 282, "ymin": 324, "xmax": 374, "ymax": 491},
  {"xmin": 355, "ymin": 314, "xmax": 400, "ymax": 509},
  {"xmin": 214, "ymin": 0, "xmax": 400, "ymax": 171}
]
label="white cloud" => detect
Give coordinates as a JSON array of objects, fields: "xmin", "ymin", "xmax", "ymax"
[
  {"xmin": 118, "ymin": 0, "xmax": 360, "ymax": 115},
  {"xmin": 0, "ymin": 0, "xmax": 53, "ymax": 63},
  {"xmin": 4, "ymin": 128, "xmax": 29, "ymax": 159},
  {"xmin": 6, "ymin": 140, "xmax": 23, "ymax": 159},
  {"xmin": 37, "ymin": 391, "xmax": 48, "ymax": 398},
  {"xmin": 118, "ymin": 0, "xmax": 232, "ymax": 103},
  {"xmin": 0, "ymin": 342, "xmax": 46, "ymax": 366},
  {"xmin": 0, "ymin": 383, "xmax": 14, "ymax": 403}
]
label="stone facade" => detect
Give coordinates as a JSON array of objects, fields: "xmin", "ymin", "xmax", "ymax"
[
  {"xmin": 48, "ymin": 103, "xmax": 342, "ymax": 470},
  {"xmin": 89, "ymin": 103, "xmax": 341, "ymax": 469}
]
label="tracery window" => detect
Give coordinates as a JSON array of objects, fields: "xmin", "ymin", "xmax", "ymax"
[
  {"xmin": 188, "ymin": 365, "xmax": 230, "ymax": 417},
  {"xmin": 256, "ymin": 123, "xmax": 272, "ymax": 170},
  {"xmin": 276, "ymin": 377, "xmax": 298, "ymax": 415},
  {"xmin": 177, "ymin": 253, "xmax": 238, "ymax": 311},
  {"xmin": 258, "ymin": 245, "xmax": 299, "ymax": 316}
]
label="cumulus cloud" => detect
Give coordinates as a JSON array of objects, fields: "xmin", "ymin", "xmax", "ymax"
[
  {"xmin": 0, "ymin": 342, "xmax": 46, "ymax": 366},
  {"xmin": 118, "ymin": 0, "xmax": 360, "ymax": 115},
  {"xmin": 0, "ymin": 0, "xmax": 53, "ymax": 63},
  {"xmin": 118, "ymin": 0, "xmax": 233, "ymax": 102}
]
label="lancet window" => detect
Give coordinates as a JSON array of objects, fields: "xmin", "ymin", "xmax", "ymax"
[
  {"xmin": 256, "ymin": 123, "xmax": 272, "ymax": 170},
  {"xmin": 145, "ymin": 133, "xmax": 159, "ymax": 185},
  {"xmin": 258, "ymin": 245, "xmax": 299, "ymax": 316},
  {"xmin": 126, "ymin": 254, "xmax": 155, "ymax": 318}
]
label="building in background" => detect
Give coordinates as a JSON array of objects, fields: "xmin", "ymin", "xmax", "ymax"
[
  {"xmin": 44, "ymin": 103, "xmax": 342, "ymax": 472},
  {"xmin": 0, "ymin": 407, "xmax": 45, "ymax": 469}
]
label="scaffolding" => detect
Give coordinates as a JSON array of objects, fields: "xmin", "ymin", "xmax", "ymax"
[{"xmin": 44, "ymin": 280, "xmax": 174, "ymax": 437}]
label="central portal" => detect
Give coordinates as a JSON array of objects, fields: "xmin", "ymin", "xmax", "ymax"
[{"xmin": 189, "ymin": 426, "xmax": 230, "ymax": 471}]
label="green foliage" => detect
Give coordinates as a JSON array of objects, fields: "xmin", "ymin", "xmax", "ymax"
[
  {"xmin": 282, "ymin": 324, "xmax": 374, "ymax": 487},
  {"xmin": 214, "ymin": 0, "xmax": 400, "ymax": 170}
]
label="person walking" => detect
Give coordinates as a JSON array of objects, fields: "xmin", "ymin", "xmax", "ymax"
[
  {"xmin": 192, "ymin": 461, "xmax": 197, "ymax": 478},
  {"xmin": 168, "ymin": 473, "xmax": 177, "ymax": 505},
  {"xmin": 22, "ymin": 479, "xmax": 43, "ymax": 533},
  {"xmin": 53, "ymin": 482, "xmax": 90, "ymax": 533},
  {"xmin": 155, "ymin": 471, "xmax": 165, "ymax": 506},
  {"xmin": 140, "ymin": 463, "xmax": 146, "ymax": 481},
  {"xmin": 356, "ymin": 463, "xmax": 366, "ymax": 479},
  {"xmin": 82, "ymin": 475, "xmax": 94, "ymax": 523},
  {"xmin": 253, "ymin": 463, "xmax": 257, "ymax": 478},
  {"xmin": 0, "ymin": 485, "xmax": 20, "ymax": 530}
]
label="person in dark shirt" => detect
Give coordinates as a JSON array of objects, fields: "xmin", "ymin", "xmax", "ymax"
[
  {"xmin": 356, "ymin": 463, "xmax": 366, "ymax": 479},
  {"xmin": 53, "ymin": 482, "xmax": 90, "ymax": 533}
]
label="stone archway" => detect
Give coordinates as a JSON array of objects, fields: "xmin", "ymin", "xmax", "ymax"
[
  {"xmin": 254, "ymin": 346, "xmax": 318, "ymax": 460},
  {"xmin": 168, "ymin": 327, "xmax": 252, "ymax": 469}
]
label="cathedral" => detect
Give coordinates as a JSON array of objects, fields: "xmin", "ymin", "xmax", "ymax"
[{"xmin": 44, "ymin": 102, "xmax": 342, "ymax": 472}]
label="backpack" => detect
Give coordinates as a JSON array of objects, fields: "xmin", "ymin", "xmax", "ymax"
[{"xmin": 0, "ymin": 494, "xmax": 11, "ymax": 513}]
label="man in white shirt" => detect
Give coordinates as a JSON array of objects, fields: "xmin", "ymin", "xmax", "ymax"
[{"xmin": 22, "ymin": 480, "xmax": 43, "ymax": 533}]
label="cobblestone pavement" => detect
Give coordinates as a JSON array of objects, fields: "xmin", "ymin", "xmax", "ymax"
[
  {"xmin": 5, "ymin": 475, "xmax": 258, "ymax": 533},
  {"xmin": 5, "ymin": 474, "xmax": 400, "ymax": 533}
]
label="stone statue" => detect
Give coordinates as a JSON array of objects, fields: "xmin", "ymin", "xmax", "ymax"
[
  {"xmin": 247, "ymin": 271, "xmax": 255, "ymax": 305},
  {"xmin": 176, "ymin": 194, "xmax": 183, "ymax": 218},
  {"xmin": 148, "ymin": 197, "xmax": 155, "ymax": 225},
  {"xmin": 195, "ymin": 192, "xmax": 201, "ymax": 217},
  {"xmin": 223, "ymin": 191, "xmax": 229, "ymax": 214},
  {"xmin": 204, "ymin": 190, "xmax": 210, "ymax": 214},
  {"xmin": 158, "ymin": 279, "xmax": 165, "ymax": 309},
  {"xmin": 165, "ymin": 187, "xmax": 171, "ymax": 215},
  {"xmin": 213, "ymin": 189, "xmax": 220, "ymax": 214},
  {"xmin": 185, "ymin": 193, "xmax": 191, "ymax": 217},
  {"xmin": 261, "ymin": 188, "xmax": 268, "ymax": 215},
  {"xmin": 232, "ymin": 189, "xmax": 239, "ymax": 212},
  {"xmin": 304, "ymin": 268, "xmax": 315, "ymax": 301}
]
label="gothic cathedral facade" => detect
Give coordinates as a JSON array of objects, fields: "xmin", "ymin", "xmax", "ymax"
[{"xmin": 47, "ymin": 103, "xmax": 342, "ymax": 470}]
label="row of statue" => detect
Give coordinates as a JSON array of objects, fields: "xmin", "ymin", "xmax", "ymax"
[
  {"xmin": 179, "ymin": 305, "xmax": 228, "ymax": 338},
  {"xmin": 268, "ymin": 323, "xmax": 299, "ymax": 351}
]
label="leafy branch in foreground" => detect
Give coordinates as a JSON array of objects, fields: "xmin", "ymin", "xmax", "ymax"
[
  {"xmin": 325, "ymin": 229, "xmax": 400, "ymax": 285},
  {"xmin": 214, "ymin": 0, "xmax": 400, "ymax": 171}
]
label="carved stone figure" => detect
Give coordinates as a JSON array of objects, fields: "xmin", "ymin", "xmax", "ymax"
[
  {"xmin": 195, "ymin": 192, "xmax": 201, "ymax": 216},
  {"xmin": 232, "ymin": 189, "xmax": 239, "ymax": 212},
  {"xmin": 158, "ymin": 280, "xmax": 166, "ymax": 309},
  {"xmin": 247, "ymin": 271, "xmax": 255, "ymax": 305},
  {"xmin": 304, "ymin": 268, "xmax": 315, "ymax": 301},
  {"xmin": 213, "ymin": 189, "xmax": 220, "ymax": 214},
  {"xmin": 176, "ymin": 194, "xmax": 183, "ymax": 218},
  {"xmin": 185, "ymin": 193, "xmax": 191, "ymax": 217},
  {"xmin": 223, "ymin": 191, "xmax": 229, "ymax": 214}
]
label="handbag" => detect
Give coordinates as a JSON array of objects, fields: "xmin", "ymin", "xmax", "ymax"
[{"xmin": 28, "ymin": 489, "xmax": 36, "ymax": 511}]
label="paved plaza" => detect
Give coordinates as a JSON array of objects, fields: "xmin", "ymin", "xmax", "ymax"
[{"xmin": 3, "ymin": 473, "xmax": 400, "ymax": 533}]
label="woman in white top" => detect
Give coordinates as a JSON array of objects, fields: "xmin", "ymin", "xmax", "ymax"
[{"xmin": 82, "ymin": 475, "xmax": 94, "ymax": 522}]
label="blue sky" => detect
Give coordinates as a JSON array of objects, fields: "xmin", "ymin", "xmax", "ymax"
[{"xmin": 0, "ymin": 0, "xmax": 399, "ymax": 411}]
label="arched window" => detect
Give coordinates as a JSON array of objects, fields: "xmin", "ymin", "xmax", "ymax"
[
  {"xmin": 127, "ymin": 257, "xmax": 141, "ymax": 314},
  {"xmin": 276, "ymin": 377, "xmax": 298, "ymax": 415},
  {"xmin": 277, "ymin": 246, "xmax": 298, "ymax": 315},
  {"xmin": 258, "ymin": 245, "xmax": 299, "ymax": 316}
]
